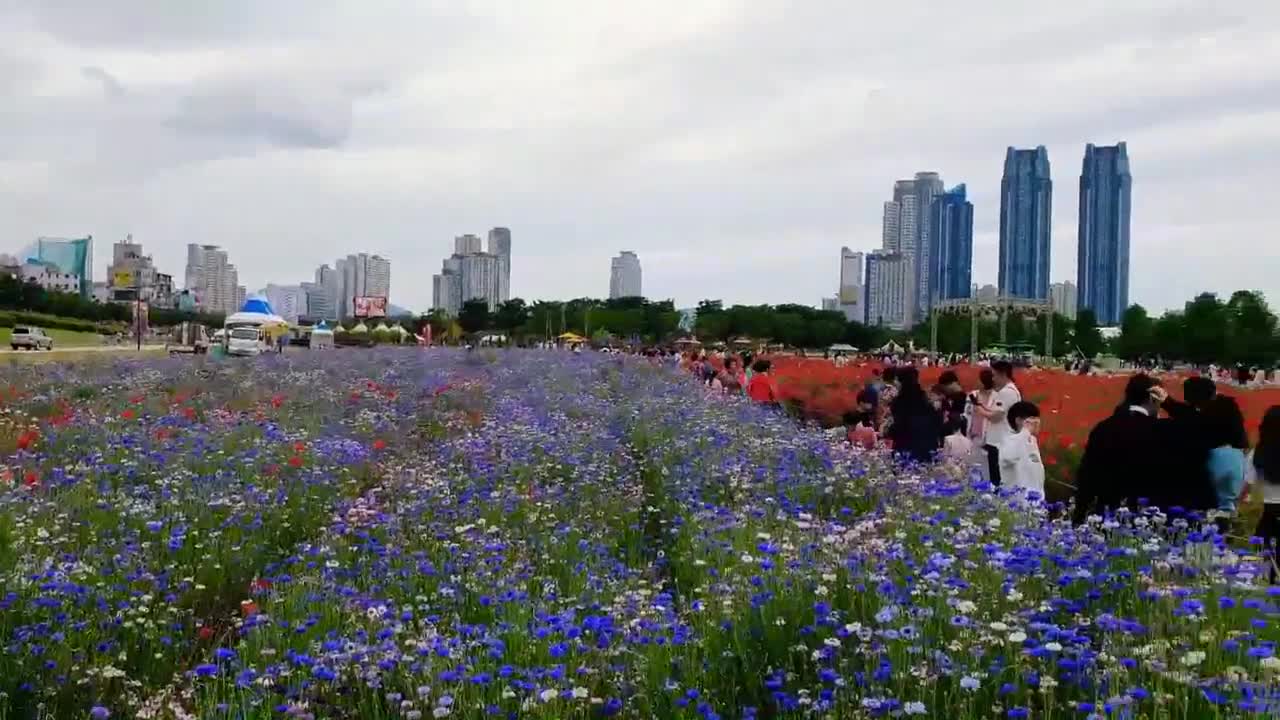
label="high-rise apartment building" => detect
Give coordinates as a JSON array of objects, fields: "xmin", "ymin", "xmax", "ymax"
[
  {"xmin": 609, "ymin": 251, "xmax": 643, "ymax": 299},
  {"xmin": 312, "ymin": 264, "xmax": 341, "ymax": 320},
  {"xmin": 975, "ymin": 284, "xmax": 999, "ymax": 303},
  {"xmin": 459, "ymin": 253, "xmax": 501, "ymax": 309},
  {"xmin": 1050, "ymin": 281, "xmax": 1078, "ymax": 321},
  {"xmin": 838, "ymin": 247, "xmax": 864, "ymax": 323},
  {"xmin": 911, "ymin": 172, "xmax": 945, "ymax": 318},
  {"xmin": 488, "ymin": 227, "xmax": 512, "ymax": 303},
  {"xmin": 999, "ymin": 146, "xmax": 1053, "ymax": 300},
  {"xmin": 430, "ymin": 230, "xmax": 509, "ymax": 314},
  {"xmin": 864, "ymin": 250, "xmax": 908, "ymax": 329},
  {"xmin": 880, "ymin": 173, "xmax": 940, "ymax": 324},
  {"xmin": 432, "ymin": 272, "xmax": 459, "ymax": 316},
  {"xmin": 265, "ymin": 284, "xmax": 305, "ymax": 324},
  {"xmin": 335, "ymin": 253, "xmax": 392, "ymax": 317},
  {"xmin": 366, "ymin": 255, "xmax": 391, "ymax": 300},
  {"xmin": 184, "ymin": 243, "xmax": 240, "ymax": 315},
  {"xmin": 1077, "ymin": 142, "xmax": 1132, "ymax": 325},
  {"xmin": 928, "ymin": 184, "xmax": 974, "ymax": 304}
]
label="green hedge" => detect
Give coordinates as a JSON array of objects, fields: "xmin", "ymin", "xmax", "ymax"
[{"xmin": 0, "ymin": 310, "xmax": 123, "ymax": 334}]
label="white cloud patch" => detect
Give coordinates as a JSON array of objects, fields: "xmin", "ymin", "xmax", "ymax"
[{"xmin": 1, "ymin": 0, "xmax": 1278, "ymax": 313}]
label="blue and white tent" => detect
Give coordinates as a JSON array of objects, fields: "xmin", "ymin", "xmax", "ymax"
[{"xmin": 225, "ymin": 296, "xmax": 287, "ymax": 328}]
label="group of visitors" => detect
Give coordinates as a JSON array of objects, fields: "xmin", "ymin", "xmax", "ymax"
[
  {"xmin": 669, "ymin": 349, "xmax": 1280, "ymax": 556},
  {"xmin": 1072, "ymin": 376, "xmax": 1274, "ymax": 522},
  {"xmin": 677, "ymin": 349, "xmax": 780, "ymax": 405},
  {"xmin": 836, "ymin": 361, "xmax": 1046, "ymax": 496}
]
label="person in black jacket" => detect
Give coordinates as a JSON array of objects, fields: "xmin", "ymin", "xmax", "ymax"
[
  {"xmin": 1152, "ymin": 377, "xmax": 1219, "ymax": 515},
  {"xmin": 887, "ymin": 367, "xmax": 943, "ymax": 463},
  {"xmin": 1073, "ymin": 375, "xmax": 1218, "ymax": 524}
]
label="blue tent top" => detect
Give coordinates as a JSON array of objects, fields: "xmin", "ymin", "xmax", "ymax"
[
  {"xmin": 314, "ymin": 321, "xmax": 328, "ymax": 330},
  {"xmin": 240, "ymin": 296, "xmax": 274, "ymax": 315}
]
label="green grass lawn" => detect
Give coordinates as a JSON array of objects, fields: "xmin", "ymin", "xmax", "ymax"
[{"xmin": 0, "ymin": 327, "xmax": 105, "ymax": 349}]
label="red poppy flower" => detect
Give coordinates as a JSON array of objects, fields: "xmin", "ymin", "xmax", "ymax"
[
  {"xmin": 293, "ymin": 441, "xmax": 306, "ymax": 453},
  {"xmin": 16, "ymin": 430, "xmax": 37, "ymax": 450},
  {"xmin": 288, "ymin": 455, "xmax": 303, "ymax": 468},
  {"xmin": 251, "ymin": 578, "xmax": 272, "ymax": 591},
  {"xmin": 198, "ymin": 626, "xmax": 214, "ymax": 641},
  {"xmin": 372, "ymin": 439, "xmax": 387, "ymax": 451},
  {"xmin": 121, "ymin": 409, "xmax": 136, "ymax": 421},
  {"xmin": 240, "ymin": 600, "xmax": 259, "ymax": 617},
  {"xmin": 271, "ymin": 395, "xmax": 285, "ymax": 408}
]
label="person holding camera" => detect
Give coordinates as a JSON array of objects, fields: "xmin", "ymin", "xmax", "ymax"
[{"xmin": 973, "ymin": 361, "xmax": 1020, "ymax": 486}]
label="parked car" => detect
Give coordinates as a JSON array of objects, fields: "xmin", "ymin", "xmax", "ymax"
[{"xmin": 10, "ymin": 326, "xmax": 53, "ymax": 351}]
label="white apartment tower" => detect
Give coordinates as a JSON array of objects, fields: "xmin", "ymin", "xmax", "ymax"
[
  {"xmin": 184, "ymin": 243, "xmax": 241, "ymax": 315},
  {"xmin": 865, "ymin": 250, "xmax": 908, "ymax": 329},
  {"xmin": 1050, "ymin": 281, "xmax": 1078, "ymax": 321},
  {"xmin": 488, "ymin": 227, "xmax": 512, "ymax": 303},
  {"xmin": 838, "ymin": 247, "xmax": 864, "ymax": 323},
  {"xmin": 609, "ymin": 251, "xmax": 642, "ymax": 299}
]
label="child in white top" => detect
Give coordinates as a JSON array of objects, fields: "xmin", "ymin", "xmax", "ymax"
[
  {"xmin": 942, "ymin": 417, "xmax": 973, "ymax": 461},
  {"xmin": 998, "ymin": 400, "xmax": 1045, "ymax": 498}
]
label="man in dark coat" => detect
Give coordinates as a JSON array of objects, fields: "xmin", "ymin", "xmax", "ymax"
[{"xmin": 1073, "ymin": 375, "xmax": 1217, "ymax": 524}]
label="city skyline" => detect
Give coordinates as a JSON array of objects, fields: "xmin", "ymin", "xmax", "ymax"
[{"xmin": 1, "ymin": 3, "xmax": 1276, "ymax": 313}]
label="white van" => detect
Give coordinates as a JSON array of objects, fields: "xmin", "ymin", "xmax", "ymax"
[{"xmin": 226, "ymin": 325, "xmax": 266, "ymax": 356}]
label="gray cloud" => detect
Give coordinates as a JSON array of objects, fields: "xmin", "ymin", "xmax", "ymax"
[
  {"xmin": 0, "ymin": 0, "xmax": 1278, "ymax": 316},
  {"xmin": 80, "ymin": 65, "xmax": 124, "ymax": 98},
  {"xmin": 165, "ymin": 81, "xmax": 354, "ymax": 149}
]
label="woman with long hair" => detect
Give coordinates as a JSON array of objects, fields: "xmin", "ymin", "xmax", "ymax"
[
  {"xmin": 1204, "ymin": 394, "xmax": 1249, "ymax": 515},
  {"xmin": 886, "ymin": 366, "xmax": 942, "ymax": 463}
]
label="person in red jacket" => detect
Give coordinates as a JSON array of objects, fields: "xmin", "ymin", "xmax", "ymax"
[{"xmin": 746, "ymin": 359, "xmax": 779, "ymax": 405}]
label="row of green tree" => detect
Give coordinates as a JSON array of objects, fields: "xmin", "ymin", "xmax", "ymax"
[
  {"xmin": 421, "ymin": 297, "xmax": 684, "ymax": 342},
  {"xmin": 419, "ymin": 297, "xmax": 897, "ymax": 349},
  {"xmin": 0, "ymin": 274, "xmax": 131, "ymax": 324},
  {"xmin": 908, "ymin": 309, "xmax": 1107, "ymax": 359},
  {"xmin": 1114, "ymin": 291, "xmax": 1278, "ymax": 366}
]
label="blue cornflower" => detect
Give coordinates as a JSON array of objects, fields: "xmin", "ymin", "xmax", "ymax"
[
  {"xmin": 194, "ymin": 664, "xmax": 218, "ymax": 678},
  {"xmin": 214, "ymin": 647, "xmax": 236, "ymax": 661},
  {"xmin": 90, "ymin": 707, "xmax": 110, "ymax": 720},
  {"xmin": 312, "ymin": 666, "xmax": 336, "ymax": 681}
]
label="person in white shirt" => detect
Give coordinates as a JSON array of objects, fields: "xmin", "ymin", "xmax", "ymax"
[
  {"xmin": 999, "ymin": 401, "xmax": 1045, "ymax": 498},
  {"xmin": 975, "ymin": 360, "xmax": 1021, "ymax": 486}
]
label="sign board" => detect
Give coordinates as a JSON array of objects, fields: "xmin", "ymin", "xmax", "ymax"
[
  {"xmin": 112, "ymin": 269, "xmax": 135, "ymax": 288},
  {"xmin": 354, "ymin": 296, "xmax": 388, "ymax": 318}
]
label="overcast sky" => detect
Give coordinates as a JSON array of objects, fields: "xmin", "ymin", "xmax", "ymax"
[{"xmin": 2, "ymin": 1, "xmax": 1278, "ymax": 314}]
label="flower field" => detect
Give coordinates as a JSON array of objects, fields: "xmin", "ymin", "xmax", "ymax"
[{"xmin": 3, "ymin": 351, "xmax": 1280, "ymax": 719}]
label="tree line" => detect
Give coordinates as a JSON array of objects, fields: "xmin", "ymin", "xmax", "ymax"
[{"xmin": 1114, "ymin": 291, "xmax": 1278, "ymax": 366}]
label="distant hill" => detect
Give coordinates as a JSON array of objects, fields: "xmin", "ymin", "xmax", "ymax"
[{"xmin": 387, "ymin": 303, "xmax": 414, "ymax": 317}]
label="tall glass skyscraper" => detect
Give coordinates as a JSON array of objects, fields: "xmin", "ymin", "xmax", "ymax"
[
  {"xmin": 928, "ymin": 184, "xmax": 974, "ymax": 303},
  {"xmin": 998, "ymin": 146, "xmax": 1052, "ymax": 300},
  {"xmin": 1077, "ymin": 142, "xmax": 1131, "ymax": 326}
]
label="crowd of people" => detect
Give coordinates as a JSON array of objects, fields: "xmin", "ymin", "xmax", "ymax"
[{"xmin": 670, "ymin": 348, "xmax": 1280, "ymax": 560}]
